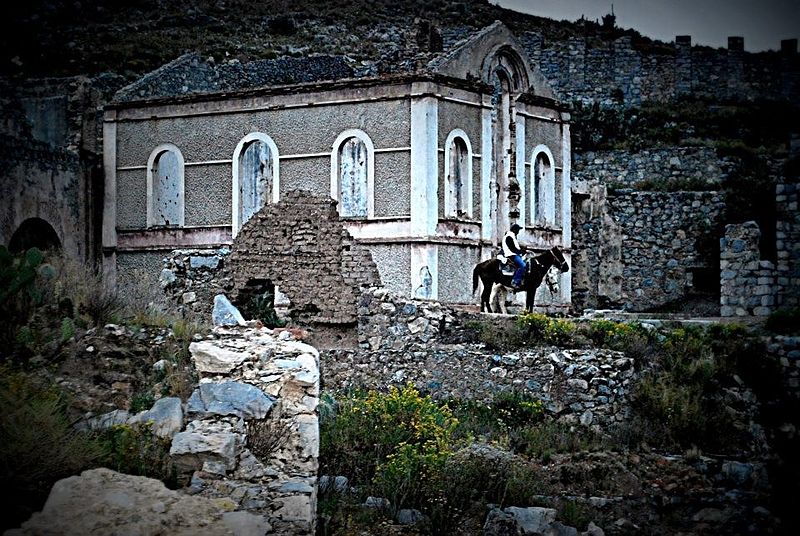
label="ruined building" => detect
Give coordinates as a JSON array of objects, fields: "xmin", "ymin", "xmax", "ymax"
[{"xmin": 102, "ymin": 21, "xmax": 572, "ymax": 311}]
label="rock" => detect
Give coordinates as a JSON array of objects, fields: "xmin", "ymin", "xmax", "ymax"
[
  {"xmin": 583, "ymin": 522, "xmax": 605, "ymax": 536},
  {"xmin": 721, "ymin": 460, "xmax": 753, "ymax": 486},
  {"xmin": 546, "ymin": 522, "xmax": 578, "ymax": 536},
  {"xmin": 397, "ymin": 508, "xmax": 425, "ymax": 525},
  {"xmin": 505, "ymin": 506, "xmax": 556, "ymax": 534},
  {"xmin": 319, "ymin": 475, "xmax": 349, "ymax": 493},
  {"xmin": 483, "ymin": 508, "xmax": 523, "ymax": 536},
  {"xmin": 692, "ymin": 507, "xmax": 729, "ymax": 523},
  {"xmin": 364, "ymin": 496, "xmax": 390, "ymax": 509},
  {"xmin": 80, "ymin": 409, "xmax": 131, "ymax": 432},
  {"xmin": 190, "ymin": 341, "xmax": 250, "ymax": 373},
  {"xmin": 170, "ymin": 430, "xmax": 238, "ymax": 474},
  {"xmin": 212, "ymin": 294, "xmax": 246, "ymax": 326},
  {"xmin": 187, "ymin": 381, "xmax": 275, "ymax": 419},
  {"xmin": 128, "ymin": 396, "xmax": 184, "ymax": 438},
  {"xmin": 6, "ymin": 468, "xmax": 263, "ymax": 535}
]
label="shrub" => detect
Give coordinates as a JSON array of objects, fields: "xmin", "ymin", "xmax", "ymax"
[
  {"xmin": 511, "ymin": 420, "xmax": 607, "ymax": 461},
  {"xmin": 246, "ymin": 418, "xmax": 291, "ymax": 460},
  {"xmin": 320, "ymin": 384, "xmax": 458, "ymax": 511},
  {"xmin": 0, "ymin": 366, "xmax": 102, "ymax": 530},
  {"xmin": 96, "ymin": 423, "xmax": 176, "ymax": 487},
  {"xmin": 516, "ymin": 313, "xmax": 575, "ymax": 346}
]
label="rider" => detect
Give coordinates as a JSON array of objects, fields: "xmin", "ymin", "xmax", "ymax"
[{"xmin": 502, "ymin": 223, "xmax": 527, "ymax": 290}]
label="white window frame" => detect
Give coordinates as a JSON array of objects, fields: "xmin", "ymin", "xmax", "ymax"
[
  {"xmin": 443, "ymin": 129, "xmax": 474, "ymax": 219},
  {"xmin": 146, "ymin": 143, "xmax": 185, "ymax": 228},
  {"xmin": 530, "ymin": 144, "xmax": 556, "ymax": 227},
  {"xmin": 330, "ymin": 129, "xmax": 375, "ymax": 218},
  {"xmin": 232, "ymin": 132, "xmax": 280, "ymax": 237}
]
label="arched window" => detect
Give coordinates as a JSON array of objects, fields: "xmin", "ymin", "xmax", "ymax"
[
  {"xmin": 530, "ymin": 145, "xmax": 555, "ymax": 227},
  {"xmin": 331, "ymin": 129, "xmax": 374, "ymax": 218},
  {"xmin": 9, "ymin": 218, "xmax": 61, "ymax": 253},
  {"xmin": 444, "ymin": 129, "xmax": 473, "ymax": 218},
  {"xmin": 232, "ymin": 133, "xmax": 279, "ymax": 236},
  {"xmin": 147, "ymin": 144, "xmax": 184, "ymax": 228}
]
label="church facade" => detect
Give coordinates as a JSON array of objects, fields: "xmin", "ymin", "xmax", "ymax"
[{"xmin": 103, "ymin": 22, "xmax": 571, "ymax": 309}]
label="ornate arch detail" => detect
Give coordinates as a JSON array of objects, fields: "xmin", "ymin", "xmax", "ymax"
[
  {"xmin": 530, "ymin": 144, "xmax": 556, "ymax": 226},
  {"xmin": 443, "ymin": 128, "xmax": 474, "ymax": 218}
]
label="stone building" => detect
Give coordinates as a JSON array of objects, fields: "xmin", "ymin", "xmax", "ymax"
[{"xmin": 102, "ymin": 22, "xmax": 572, "ymax": 310}]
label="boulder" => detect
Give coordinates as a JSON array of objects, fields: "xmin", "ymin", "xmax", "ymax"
[
  {"xmin": 187, "ymin": 381, "xmax": 275, "ymax": 419},
  {"xmin": 212, "ymin": 294, "xmax": 246, "ymax": 326},
  {"xmin": 128, "ymin": 396, "xmax": 184, "ymax": 437},
  {"xmin": 5, "ymin": 468, "xmax": 270, "ymax": 536},
  {"xmin": 190, "ymin": 341, "xmax": 250, "ymax": 373},
  {"xmin": 170, "ymin": 430, "xmax": 238, "ymax": 474}
]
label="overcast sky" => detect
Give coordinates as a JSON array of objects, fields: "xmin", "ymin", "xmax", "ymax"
[{"xmin": 495, "ymin": 0, "xmax": 799, "ymax": 52}]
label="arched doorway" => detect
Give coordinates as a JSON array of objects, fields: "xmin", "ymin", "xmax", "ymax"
[{"xmin": 8, "ymin": 218, "xmax": 61, "ymax": 254}]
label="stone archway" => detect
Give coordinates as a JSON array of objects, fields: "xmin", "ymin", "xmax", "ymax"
[
  {"xmin": 225, "ymin": 190, "xmax": 380, "ymax": 325},
  {"xmin": 8, "ymin": 217, "xmax": 61, "ymax": 254}
]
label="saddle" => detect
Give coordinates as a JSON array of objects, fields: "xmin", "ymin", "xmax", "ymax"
[{"xmin": 496, "ymin": 253, "xmax": 517, "ymax": 276}]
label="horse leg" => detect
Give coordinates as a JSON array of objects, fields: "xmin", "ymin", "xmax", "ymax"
[
  {"xmin": 489, "ymin": 284, "xmax": 500, "ymax": 314},
  {"xmin": 498, "ymin": 286, "xmax": 508, "ymax": 315},
  {"xmin": 480, "ymin": 279, "xmax": 491, "ymax": 312}
]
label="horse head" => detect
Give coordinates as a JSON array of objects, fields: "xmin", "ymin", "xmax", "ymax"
[
  {"xmin": 544, "ymin": 265, "xmax": 560, "ymax": 294},
  {"xmin": 550, "ymin": 246, "xmax": 569, "ymax": 273}
]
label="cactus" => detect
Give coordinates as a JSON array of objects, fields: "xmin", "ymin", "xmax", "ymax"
[{"xmin": 0, "ymin": 245, "xmax": 44, "ymax": 305}]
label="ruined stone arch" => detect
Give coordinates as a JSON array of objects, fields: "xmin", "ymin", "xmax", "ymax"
[
  {"xmin": 8, "ymin": 217, "xmax": 61, "ymax": 254},
  {"xmin": 530, "ymin": 144, "xmax": 556, "ymax": 227},
  {"xmin": 481, "ymin": 45, "xmax": 531, "ymax": 94},
  {"xmin": 232, "ymin": 133, "xmax": 280, "ymax": 237},
  {"xmin": 443, "ymin": 129, "xmax": 473, "ymax": 219},
  {"xmin": 146, "ymin": 143, "xmax": 184, "ymax": 228},
  {"xmin": 330, "ymin": 129, "xmax": 375, "ymax": 218}
]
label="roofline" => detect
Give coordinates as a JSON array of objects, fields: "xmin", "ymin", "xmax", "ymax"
[{"xmin": 105, "ymin": 72, "xmax": 497, "ymax": 110}]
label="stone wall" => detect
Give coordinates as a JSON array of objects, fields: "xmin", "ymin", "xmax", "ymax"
[
  {"xmin": 522, "ymin": 33, "xmax": 800, "ymax": 106},
  {"xmin": 572, "ymin": 181, "xmax": 725, "ymax": 312},
  {"xmin": 720, "ymin": 222, "xmax": 777, "ymax": 317},
  {"xmin": 176, "ymin": 325, "xmax": 321, "ymax": 535},
  {"xmin": 573, "ymin": 147, "xmax": 733, "ymax": 189},
  {"xmin": 775, "ymin": 182, "xmax": 800, "ymax": 308},
  {"xmin": 322, "ymin": 288, "xmax": 635, "ymax": 428},
  {"xmin": 161, "ymin": 248, "xmax": 232, "ymax": 321}
]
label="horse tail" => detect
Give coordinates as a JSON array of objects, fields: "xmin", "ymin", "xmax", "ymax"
[{"xmin": 472, "ymin": 264, "xmax": 480, "ymax": 294}]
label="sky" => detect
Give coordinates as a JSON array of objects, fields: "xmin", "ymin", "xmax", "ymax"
[{"xmin": 495, "ymin": 0, "xmax": 800, "ymax": 52}]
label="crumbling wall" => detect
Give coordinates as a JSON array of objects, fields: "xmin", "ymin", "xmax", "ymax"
[
  {"xmin": 226, "ymin": 190, "xmax": 380, "ymax": 325},
  {"xmin": 720, "ymin": 222, "xmax": 777, "ymax": 317},
  {"xmin": 775, "ymin": 182, "xmax": 800, "ymax": 308},
  {"xmin": 323, "ymin": 288, "xmax": 635, "ymax": 428}
]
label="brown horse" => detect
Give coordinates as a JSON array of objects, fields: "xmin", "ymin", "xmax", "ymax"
[{"xmin": 472, "ymin": 246, "xmax": 569, "ymax": 313}]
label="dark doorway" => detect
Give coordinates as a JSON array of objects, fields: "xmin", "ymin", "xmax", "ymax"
[{"xmin": 8, "ymin": 218, "xmax": 61, "ymax": 253}]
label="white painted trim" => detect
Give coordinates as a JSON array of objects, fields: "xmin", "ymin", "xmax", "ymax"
[
  {"xmin": 374, "ymin": 147, "xmax": 411, "ymax": 154},
  {"xmin": 437, "ymin": 95, "xmax": 491, "ymax": 109},
  {"xmin": 102, "ymin": 118, "xmax": 117, "ymax": 249},
  {"xmin": 231, "ymin": 132, "xmax": 280, "ymax": 237},
  {"xmin": 561, "ymin": 123, "xmax": 572, "ymax": 250},
  {"xmin": 185, "ymin": 159, "xmax": 232, "ymax": 167},
  {"xmin": 330, "ymin": 128, "xmax": 375, "ymax": 218},
  {"xmin": 480, "ymin": 107, "xmax": 493, "ymax": 243},
  {"xmin": 411, "ymin": 244, "xmax": 438, "ymax": 300},
  {"xmin": 516, "ymin": 110, "xmax": 561, "ymax": 122},
  {"xmin": 529, "ymin": 144, "xmax": 556, "ymax": 227},
  {"xmin": 146, "ymin": 143, "xmax": 185, "ymax": 228},
  {"xmin": 117, "ymin": 165, "xmax": 148, "ymax": 171},
  {"xmin": 410, "ymin": 95, "xmax": 439, "ymax": 236},
  {"xmin": 443, "ymin": 129, "xmax": 474, "ymax": 219},
  {"xmin": 516, "ymin": 118, "xmax": 526, "ymax": 228}
]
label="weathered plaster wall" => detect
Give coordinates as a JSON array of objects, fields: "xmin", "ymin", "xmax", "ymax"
[
  {"xmin": 437, "ymin": 99, "xmax": 482, "ymax": 221},
  {"xmin": 114, "ymin": 98, "xmax": 412, "ymax": 230},
  {"xmin": 367, "ymin": 244, "xmax": 411, "ymax": 297},
  {"xmin": 437, "ymin": 244, "xmax": 481, "ymax": 303}
]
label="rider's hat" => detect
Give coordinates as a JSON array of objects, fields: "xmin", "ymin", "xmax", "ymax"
[{"xmin": 510, "ymin": 223, "xmax": 522, "ymax": 233}]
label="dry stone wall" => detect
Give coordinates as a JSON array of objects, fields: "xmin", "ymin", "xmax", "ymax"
[
  {"xmin": 322, "ymin": 288, "xmax": 635, "ymax": 428},
  {"xmin": 161, "ymin": 248, "xmax": 231, "ymax": 321},
  {"xmin": 572, "ymin": 180, "xmax": 725, "ymax": 312},
  {"xmin": 522, "ymin": 32, "xmax": 799, "ymax": 106},
  {"xmin": 177, "ymin": 325, "xmax": 321, "ymax": 535},
  {"xmin": 775, "ymin": 182, "xmax": 800, "ymax": 308},
  {"xmin": 720, "ymin": 222, "xmax": 777, "ymax": 317}
]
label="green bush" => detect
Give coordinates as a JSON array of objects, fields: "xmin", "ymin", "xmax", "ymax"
[
  {"xmin": 96, "ymin": 423, "xmax": 176, "ymax": 487},
  {"xmin": 0, "ymin": 366, "xmax": 103, "ymax": 530},
  {"xmin": 320, "ymin": 384, "xmax": 458, "ymax": 513},
  {"xmin": 516, "ymin": 313, "xmax": 575, "ymax": 346},
  {"xmin": 511, "ymin": 420, "xmax": 607, "ymax": 461}
]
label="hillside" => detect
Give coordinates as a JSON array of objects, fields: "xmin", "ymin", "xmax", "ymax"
[{"xmin": 1, "ymin": 0, "xmax": 655, "ymax": 81}]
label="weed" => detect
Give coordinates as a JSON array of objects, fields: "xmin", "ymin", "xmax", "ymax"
[
  {"xmin": 247, "ymin": 418, "xmax": 291, "ymax": 460},
  {"xmin": 96, "ymin": 422, "xmax": 177, "ymax": 487}
]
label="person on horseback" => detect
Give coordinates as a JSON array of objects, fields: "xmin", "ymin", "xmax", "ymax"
[{"xmin": 502, "ymin": 223, "xmax": 526, "ymax": 290}]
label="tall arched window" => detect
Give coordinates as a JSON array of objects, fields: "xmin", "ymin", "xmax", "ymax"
[
  {"xmin": 232, "ymin": 133, "xmax": 279, "ymax": 236},
  {"xmin": 444, "ymin": 129, "xmax": 473, "ymax": 218},
  {"xmin": 147, "ymin": 144, "xmax": 184, "ymax": 227},
  {"xmin": 530, "ymin": 145, "xmax": 555, "ymax": 227},
  {"xmin": 331, "ymin": 129, "xmax": 374, "ymax": 218}
]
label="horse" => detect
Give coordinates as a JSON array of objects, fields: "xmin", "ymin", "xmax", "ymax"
[
  {"xmin": 472, "ymin": 246, "xmax": 569, "ymax": 313},
  {"xmin": 490, "ymin": 264, "xmax": 561, "ymax": 314}
]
